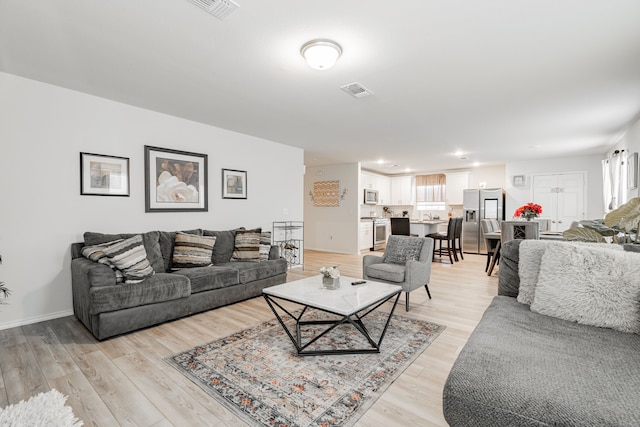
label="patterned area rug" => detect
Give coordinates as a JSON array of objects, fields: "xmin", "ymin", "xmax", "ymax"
[{"xmin": 166, "ymin": 309, "xmax": 445, "ymax": 426}]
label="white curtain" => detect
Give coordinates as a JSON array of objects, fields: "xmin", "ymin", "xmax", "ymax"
[{"xmin": 603, "ymin": 150, "xmax": 626, "ymax": 212}]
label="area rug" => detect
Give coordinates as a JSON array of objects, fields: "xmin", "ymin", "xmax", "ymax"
[
  {"xmin": 166, "ymin": 309, "xmax": 445, "ymax": 426},
  {"xmin": 0, "ymin": 389, "xmax": 83, "ymax": 427}
]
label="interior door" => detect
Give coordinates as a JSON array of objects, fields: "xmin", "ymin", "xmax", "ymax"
[{"xmin": 532, "ymin": 173, "xmax": 585, "ymax": 232}]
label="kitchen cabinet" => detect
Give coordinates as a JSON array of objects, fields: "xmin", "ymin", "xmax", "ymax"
[
  {"xmin": 359, "ymin": 221, "xmax": 373, "ymax": 251},
  {"xmin": 445, "ymin": 172, "xmax": 469, "ymax": 205},
  {"xmin": 390, "ymin": 176, "xmax": 414, "ymax": 205},
  {"xmin": 377, "ymin": 175, "xmax": 391, "ymax": 205},
  {"xmin": 360, "ymin": 171, "xmax": 390, "ymax": 205}
]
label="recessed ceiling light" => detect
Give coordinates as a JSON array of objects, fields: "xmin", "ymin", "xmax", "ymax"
[
  {"xmin": 453, "ymin": 150, "xmax": 464, "ymax": 157},
  {"xmin": 377, "ymin": 159, "xmax": 385, "ymax": 164},
  {"xmin": 472, "ymin": 162, "xmax": 480, "ymax": 167}
]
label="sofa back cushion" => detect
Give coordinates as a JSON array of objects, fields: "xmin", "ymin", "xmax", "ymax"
[
  {"xmin": 203, "ymin": 229, "xmax": 238, "ymax": 264},
  {"xmin": 497, "ymin": 239, "xmax": 523, "ymax": 298},
  {"xmin": 85, "ymin": 231, "xmax": 165, "ymax": 274}
]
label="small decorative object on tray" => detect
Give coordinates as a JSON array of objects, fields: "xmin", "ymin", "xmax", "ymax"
[
  {"xmin": 514, "ymin": 202, "xmax": 542, "ymax": 221},
  {"xmin": 320, "ymin": 266, "xmax": 340, "ymax": 289}
]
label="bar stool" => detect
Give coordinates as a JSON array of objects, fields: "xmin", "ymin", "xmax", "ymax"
[{"xmin": 429, "ymin": 217, "xmax": 456, "ymax": 263}]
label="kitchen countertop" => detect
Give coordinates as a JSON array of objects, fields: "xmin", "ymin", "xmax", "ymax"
[{"xmin": 410, "ymin": 219, "xmax": 447, "ymax": 224}]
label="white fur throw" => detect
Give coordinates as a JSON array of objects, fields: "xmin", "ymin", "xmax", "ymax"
[
  {"xmin": 530, "ymin": 243, "xmax": 640, "ymax": 334},
  {"xmin": 0, "ymin": 389, "xmax": 83, "ymax": 426},
  {"xmin": 518, "ymin": 240, "xmax": 623, "ymax": 305}
]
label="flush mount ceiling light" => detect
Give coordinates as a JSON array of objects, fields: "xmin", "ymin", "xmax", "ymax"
[{"xmin": 300, "ymin": 39, "xmax": 342, "ymax": 70}]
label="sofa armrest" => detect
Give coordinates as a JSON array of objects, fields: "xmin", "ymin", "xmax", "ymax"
[
  {"xmin": 404, "ymin": 258, "xmax": 430, "ymax": 292},
  {"xmin": 71, "ymin": 257, "xmax": 117, "ymax": 288}
]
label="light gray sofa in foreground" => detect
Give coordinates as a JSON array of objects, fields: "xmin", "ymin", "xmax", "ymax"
[
  {"xmin": 71, "ymin": 228, "xmax": 287, "ymax": 340},
  {"xmin": 443, "ymin": 239, "xmax": 640, "ymax": 426}
]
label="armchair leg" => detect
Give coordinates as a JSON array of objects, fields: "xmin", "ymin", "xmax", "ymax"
[
  {"xmin": 405, "ymin": 292, "xmax": 410, "ymax": 311},
  {"xmin": 424, "ymin": 284, "xmax": 431, "ymax": 299}
]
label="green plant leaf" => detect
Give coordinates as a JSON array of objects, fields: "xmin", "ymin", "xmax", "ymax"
[
  {"xmin": 562, "ymin": 226, "xmax": 607, "ymax": 242},
  {"xmin": 579, "ymin": 220, "xmax": 618, "ymax": 236},
  {"xmin": 604, "ymin": 197, "xmax": 640, "ymax": 231}
]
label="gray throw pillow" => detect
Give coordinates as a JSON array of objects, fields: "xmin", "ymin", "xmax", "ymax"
[{"xmin": 383, "ymin": 237, "xmax": 424, "ymax": 265}]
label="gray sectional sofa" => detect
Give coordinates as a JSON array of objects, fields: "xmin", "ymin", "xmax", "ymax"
[
  {"xmin": 443, "ymin": 239, "xmax": 640, "ymax": 426},
  {"xmin": 71, "ymin": 228, "xmax": 287, "ymax": 340}
]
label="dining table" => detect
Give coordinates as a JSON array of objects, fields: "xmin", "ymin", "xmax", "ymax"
[{"xmin": 484, "ymin": 230, "xmax": 566, "ymax": 276}]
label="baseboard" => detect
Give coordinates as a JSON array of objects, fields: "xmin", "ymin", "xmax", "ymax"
[{"xmin": 0, "ymin": 309, "xmax": 74, "ymax": 331}]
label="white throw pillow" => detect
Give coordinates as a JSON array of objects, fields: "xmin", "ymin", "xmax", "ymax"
[{"xmin": 530, "ymin": 243, "xmax": 640, "ymax": 334}]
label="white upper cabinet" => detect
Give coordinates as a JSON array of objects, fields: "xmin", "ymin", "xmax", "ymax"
[
  {"xmin": 445, "ymin": 172, "xmax": 470, "ymax": 205},
  {"xmin": 390, "ymin": 176, "xmax": 414, "ymax": 205},
  {"xmin": 360, "ymin": 171, "xmax": 390, "ymax": 205}
]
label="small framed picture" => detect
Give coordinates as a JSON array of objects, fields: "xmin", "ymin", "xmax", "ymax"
[
  {"xmin": 222, "ymin": 169, "xmax": 247, "ymax": 199},
  {"xmin": 512, "ymin": 175, "xmax": 526, "ymax": 187},
  {"xmin": 628, "ymin": 152, "xmax": 638, "ymax": 190},
  {"xmin": 80, "ymin": 152, "xmax": 130, "ymax": 196},
  {"xmin": 145, "ymin": 145, "xmax": 208, "ymax": 212}
]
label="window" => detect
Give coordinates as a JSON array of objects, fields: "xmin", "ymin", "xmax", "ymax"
[{"xmin": 416, "ymin": 174, "xmax": 446, "ymax": 211}]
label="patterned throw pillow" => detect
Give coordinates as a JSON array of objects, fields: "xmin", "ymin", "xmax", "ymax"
[
  {"xmin": 232, "ymin": 228, "xmax": 261, "ymax": 262},
  {"xmin": 259, "ymin": 231, "xmax": 272, "ymax": 262},
  {"xmin": 172, "ymin": 232, "xmax": 217, "ymax": 270},
  {"xmin": 101, "ymin": 235, "xmax": 155, "ymax": 284},
  {"xmin": 81, "ymin": 240, "xmax": 125, "ymax": 283},
  {"xmin": 383, "ymin": 237, "xmax": 425, "ymax": 265}
]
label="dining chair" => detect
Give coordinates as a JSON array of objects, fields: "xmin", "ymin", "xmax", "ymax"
[
  {"xmin": 481, "ymin": 219, "xmax": 498, "ymax": 272},
  {"xmin": 429, "ymin": 217, "xmax": 456, "ymax": 263},
  {"xmin": 487, "ymin": 221, "xmax": 540, "ymax": 276}
]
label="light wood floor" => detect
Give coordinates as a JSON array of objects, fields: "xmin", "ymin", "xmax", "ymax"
[{"xmin": 0, "ymin": 250, "xmax": 497, "ymax": 426}]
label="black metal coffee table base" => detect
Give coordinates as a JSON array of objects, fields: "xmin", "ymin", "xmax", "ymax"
[{"xmin": 263, "ymin": 290, "xmax": 401, "ymax": 356}]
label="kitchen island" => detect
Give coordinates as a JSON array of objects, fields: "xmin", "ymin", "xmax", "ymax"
[{"xmin": 410, "ymin": 220, "xmax": 447, "ymax": 236}]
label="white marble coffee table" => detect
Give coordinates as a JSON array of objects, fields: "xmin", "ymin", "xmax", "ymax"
[{"xmin": 262, "ymin": 275, "xmax": 402, "ymax": 356}]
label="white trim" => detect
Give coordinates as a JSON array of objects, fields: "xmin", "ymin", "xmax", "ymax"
[{"xmin": 0, "ymin": 309, "xmax": 74, "ymax": 331}]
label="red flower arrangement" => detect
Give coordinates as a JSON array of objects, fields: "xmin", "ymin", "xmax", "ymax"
[{"xmin": 514, "ymin": 202, "xmax": 542, "ymax": 220}]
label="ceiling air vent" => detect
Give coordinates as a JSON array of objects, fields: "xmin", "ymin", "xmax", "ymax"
[
  {"xmin": 340, "ymin": 82, "xmax": 373, "ymax": 98},
  {"xmin": 186, "ymin": 0, "xmax": 240, "ymax": 20}
]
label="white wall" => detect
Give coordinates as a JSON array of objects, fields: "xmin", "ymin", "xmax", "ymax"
[
  {"xmin": 0, "ymin": 72, "xmax": 304, "ymax": 329},
  {"xmin": 609, "ymin": 116, "xmax": 640, "ymax": 201},
  {"xmin": 468, "ymin": 165, "xmax": 507, "ymax": 189},
  {"xmin": 304, "ymin": 163, "xmax": 360, "ymax": 254},
  {"xmin": 505, "ymin": 154, "xmax": 604, "ymax": 220}
]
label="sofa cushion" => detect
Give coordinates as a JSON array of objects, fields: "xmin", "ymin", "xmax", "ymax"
[
  {"xmin": 81, "ymin": 241, "xmax": 125, "ymax": 283},
  {"xmin": 383, "ymin": 236, "xmax": 424, "ymax": 265},
  {"xmin": 172, "ymin": 265, "xmax": 239, "ymax": 293},
  {"xmin": 443, "ymin": 296, "xmax": 640, "ymax": 427},
  {"xmin": 231, "ymin": 228, "xmax": 261, "ymax": 262},
  {"xmin": 158, "ymin": 229, "xmax": 202, "ymax": 271},
  {"xmin": 203, "ymin": 229, "xmax": 237, "ymax": 264},
  {"xmin": 89, "ymin": 273, "xmax": 190, "ymax": 315},
  {"xmin": 171, "ymin": 232, "xmax": 216, "ymax": 269},
  {"xmin": 530, "ymin": 243, "xmax": 640, "ymax": 334},
  {"xmin": 218, "ymin": 258, "xmax": 287, "ymax": 284},
  {"xmin": 84, "ymin": 230, "xmax": 165, "ymax": 274},
  {"xmin": 365, "ymin": 263, "xmax": 406, "ymax": 283},
  {"xmin": 101, "ymin": 235, "xmax": 156, "ymax": 284}
]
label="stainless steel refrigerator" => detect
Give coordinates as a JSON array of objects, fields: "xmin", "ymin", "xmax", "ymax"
[{"xmin": 462, "ymin": 188, "xmax": 504, "ymax": 254}]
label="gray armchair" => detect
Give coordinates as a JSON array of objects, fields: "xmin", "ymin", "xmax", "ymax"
[{"xmin": 363, "ymin": 236, "xmax": 434, "ymax": 311}]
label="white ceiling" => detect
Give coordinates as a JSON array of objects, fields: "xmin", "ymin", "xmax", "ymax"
[{"xmin": 2, "ymin": 0, "xmax": 640, "ymax": 175}]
